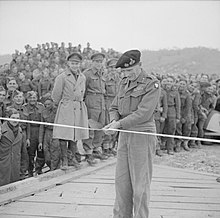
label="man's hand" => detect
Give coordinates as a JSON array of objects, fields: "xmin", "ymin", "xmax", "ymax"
[
  {"xmin": 103, "ymin": 120, "xmax": 121, "ymax": 135},
  {"xmin": 26, "ymin": 139, "xmax": 30, "ymax": 148},
  {"xmin": 38, "ymin": 143, "xmax": 43, "ymax": 151}
]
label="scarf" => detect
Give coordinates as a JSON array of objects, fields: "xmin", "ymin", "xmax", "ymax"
[{"xmin": 7, "ymin": 121, "xmax": 19, "ymax": 138}]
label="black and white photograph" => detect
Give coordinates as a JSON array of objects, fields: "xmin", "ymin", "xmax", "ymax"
[{"xmin": 0, "ymin": 1, "xmax": 220, "ymax": 217}]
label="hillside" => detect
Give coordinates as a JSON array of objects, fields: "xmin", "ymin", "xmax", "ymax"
[
  {"xmin": 1, "ymin": 47, "xmax": 220, "ymax": 76},
  {"xmin": 141, "ymin": 47, "xmax": 220, "ymax": 75}
]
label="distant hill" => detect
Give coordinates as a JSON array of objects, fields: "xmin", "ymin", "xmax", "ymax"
[
  {"xmin": 141, "ymin": 47, "xmax": 220, "ymax": 75},
  {"xmin": 0, "ymin": 54, "xmax": 11, "ymax": 65},
  {"xmin": 1, "ymin": 47, "xmax": 220, "ymax": 76}
]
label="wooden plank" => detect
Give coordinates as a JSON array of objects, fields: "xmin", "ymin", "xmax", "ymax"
[
  {"xmin": 149, "ymin": 208, "xmax": 220, "ymax": 218},
  {"xmin": 21, "ymin": 193, "xmax": 220, "ymax": 204},
  {"xmin": 81, "ymin": 174, "xmax": 217, "ymax": 184},
  {"xmin": 0, "ymin": 163, "xmax": 220, "ymax": 218},
  {"xmin": 0, "ymin": 202, "xmax": 113, "ymax": 218}
]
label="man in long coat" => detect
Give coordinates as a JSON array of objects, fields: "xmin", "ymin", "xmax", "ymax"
[
  {"xmin": 0, "ymin": 108, "xmax": 23, "ymax": 186},
  {"xmin": 52, "ymin": 53, "xmax": 89, "ymax": 169}
]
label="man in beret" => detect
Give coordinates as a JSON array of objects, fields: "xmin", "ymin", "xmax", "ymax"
[
  {"xmin": 52, "ymin": 53, "xmax": 89, "ymax": 169},
  {"xmin": 103, "ymin": 49, "xmax": 161, "ymax": 218},
  {"xmin": 83, "ymin": 52, "xmax": 109, "ymax": 164}
]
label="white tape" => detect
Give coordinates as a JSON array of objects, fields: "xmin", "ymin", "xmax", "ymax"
[{"xmin": 0, "ymin": 117, "xmax": 219, "ymax": 144}]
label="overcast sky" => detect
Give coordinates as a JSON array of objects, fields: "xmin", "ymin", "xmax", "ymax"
[{"xmin": 0, "ymin": 1, "xmax": 220, "ymax": 55}]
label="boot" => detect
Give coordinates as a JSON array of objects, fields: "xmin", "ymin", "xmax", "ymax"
[
  {"xmin": 182, "ymin": 140, "xmax": 190, "ymax": 151},
  {"xmin": 189, "ymin": 140, "xmax": 197, "ymax": 148},
  {"xmin": 109, "ymin": 148, "xmax": 117, "ymax": 156},
  {"xmin": 160, "ymin": 141, "xmax": 166, "ymax": 150},
  {"xmin": 35, "ymin": 157, "xmax": 45, "ymax": 175},
  {"xmin": 167, "ymin": 150, "xmax": 174, "ymax": 155},
  {"xmin": 196, "ymin": 141, "xmax": 202, "ymax": 148},
  {"xmin": 103, "ymin": 149, "xmax": 114, "ymax": 157},
  {"xmin": 61, "ymin": 157, "xmax": 69, "ymax": 170},
  {"xmin": 93, "ymin": 150, "xmax": 108, "ymax": 160},
  {"xmin": 60, "ymin": 140, "xmax": 69, "ymax": 170},
  {"xmin": 85, "ymin": 154, "xmax": 98, "ymax": 166},
  {"xmin": 28, "ymin": 171, "xmax": 34, "ymax": 177},
  {"xmin": 156, "ymin": 149, "xmax": 164, "ymax": 157},
  {"xmin": 67, "ymin": 150, "xmax": 80, "ymax": 168},
  {"xmin": 174, "ymin": 140, "xmax": 181, "ymax": 153}
]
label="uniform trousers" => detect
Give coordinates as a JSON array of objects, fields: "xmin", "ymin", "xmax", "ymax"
[{"xmin": 113, "ymin": 131, "xmax": 156, "ymax": 218}]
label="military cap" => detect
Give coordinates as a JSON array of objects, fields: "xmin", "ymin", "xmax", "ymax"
[
  {"xmin": 67, "ymin": 52, "xmax": 82, "ymax": 62},
  {"xmin": 115, "ymin": 49, "xmax": 141, "ymax": 69},
  {"xmin": 12, "ymin": 90, "xmax": 23, "ymax": 99},
  {"xmin": 27, "ymin": 91, "xmax": 38, "ymax": 98},
  {"xmin": 216, "ymin": 78, "xmax": 220, "ymax": 83},
  {"xmin": 41, "ymin": 93, "xmax": 53, "ymax": 103},
  {"xmin": 106, "ymin": 58, "xmax": 118, "ymax": 68},
  {"xmin": 91, "ymin": 52, "xmax": 105, "ymax": 61},
  {"xmin": 6, "ymin": 107, "xmax": 19, "ymax": 118}
]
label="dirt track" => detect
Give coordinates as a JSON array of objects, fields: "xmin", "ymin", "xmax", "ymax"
[{"xmin": 154, "ymin": 144, "xmax": 220, "ymax": 175}]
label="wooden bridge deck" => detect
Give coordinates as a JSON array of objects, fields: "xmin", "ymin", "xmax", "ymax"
[{"xmin": 0, "ymin": 160, "xmax": 220, "ymax": 218}]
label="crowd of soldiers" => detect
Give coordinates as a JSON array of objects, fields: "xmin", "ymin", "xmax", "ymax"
[{"xmin": 0, "ymin": 42, "xmax": 220, "ymax": 187}]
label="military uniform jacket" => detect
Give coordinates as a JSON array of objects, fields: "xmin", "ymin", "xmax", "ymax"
[
  {"xmin": 201, "ymin": 92, "xmax": 215, "ymax": 114},
  {"xmin": 83, "ymin": 68, "xmax": 106, "ymax": 110},
  {"xmin": 165, "ymin": 89, "xmax": 181, "ymax": 119},
  {"xmin": 39, "ymin": 106, "xmax": 57, "ymax": 143},
  {"xmin": 23, "ymin": 102, "xmax": 45, "ymax": 139},
  {"xmin": 38, "ymin": 77, "xmax": 53, "ymax": 98},
  {"xmin": 109, "ymin": 69, "xmax": 161, "ymax": 131},
  {"xmin": 190, "ymin": 90, "xmax": 201, "ymax": 122},
  {"xmin": 154, "ymin": 88, "xmax": 168, "ymax": 120},
  {"xmin": 52, "ymin": 68, "xmax": 89, "ymax": 141},
  {"xmin": 179, "ymin": 90, "xmax": 192, "ymax": 120},
  {"xmin": 0, "ymin": 102, "xmax": 6, "ymax": 124},
  {"xmin": 104, "ymin": 73, "xmax": 119, "ymax": 98},
  {"xmin": 18, "ymin": 79, "xmax": 34, "ymax": 94}
]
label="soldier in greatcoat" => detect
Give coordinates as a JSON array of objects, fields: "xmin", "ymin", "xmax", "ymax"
[{"xmin": 52, "ymin": 53, "xmax": 89, "ymax": 169}]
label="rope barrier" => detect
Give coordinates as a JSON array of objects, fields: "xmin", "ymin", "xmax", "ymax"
[{"xmin": 0, "ymin": 117, "xmax": 219, "ymax": 144}]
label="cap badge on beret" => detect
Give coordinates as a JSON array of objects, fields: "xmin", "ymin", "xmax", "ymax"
[{"xmin": 116, "ymin": 49, "xmax": 141, "ymax": 69}]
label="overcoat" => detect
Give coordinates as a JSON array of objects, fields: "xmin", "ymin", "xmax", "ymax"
[
  {"xmin": 0, "ymin": 122, "xmax": 23, "ymax": 186},
  {"xmin": 52, "ymin": 69, "xmax": 89, "ymax": 141}
]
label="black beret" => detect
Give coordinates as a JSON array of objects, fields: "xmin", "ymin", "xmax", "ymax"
[
  {"xmin": 67, "ymin": 52, "xmax": 82, "ymax": 62},
  {"xmin": 115, "ymin": 49, "xmax": 141, "ymax": 69},
  {"xmin": 90, "ymin": 52, "xmax": 105, "ymax": 61}
]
